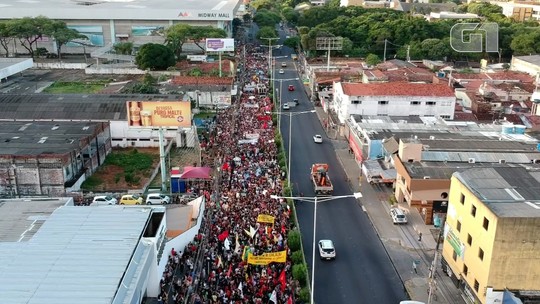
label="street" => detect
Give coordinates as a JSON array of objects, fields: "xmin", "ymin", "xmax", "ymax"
[{"xmin": 273, "ymin": 28, "xmax": 406, "ymax": 303}]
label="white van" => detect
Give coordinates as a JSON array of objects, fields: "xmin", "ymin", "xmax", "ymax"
[{"xmin": 390, "ymin": 208, "xmax": 408, "ymax": 224}]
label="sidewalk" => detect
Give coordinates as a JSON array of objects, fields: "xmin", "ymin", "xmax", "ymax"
[{"xmin": 314, "ymin": 106, "xmax": 465, "ymax": 304}]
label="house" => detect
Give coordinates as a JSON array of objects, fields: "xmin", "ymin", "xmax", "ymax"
[
  {"xmin": 169, "ymin": 76, "xmax": 235, "ymax": 108},
  {"xmin": 442, "ymin": 167, "xmax": 540, "ymax": 304},
  {"xmin": 493, "ymin": 0, "xmax": 540, "ymax": 22},
  {"xmin": 332, "ymin": 82, "xmax": 456, "ymax": 123},
  {"xmin": 0, "ymin": 121, "xmax": 111, "ymax": 196}
]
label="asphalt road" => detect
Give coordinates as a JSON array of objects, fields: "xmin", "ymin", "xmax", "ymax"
[{"xmin": 273, "ymin": 28, "xmax": 406, "ymax": 303}]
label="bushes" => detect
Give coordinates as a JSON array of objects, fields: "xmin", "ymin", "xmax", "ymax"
[
  {"xmin": 292, "ymin": 263, "xmax": 308, "ymax": 287},
  {"xmin": 299, "ymin": 287, "xmax": 310, "ymax": 302},
  {"xmin": 291, "ymin": 250, "xmax": 303, "ymax": 265},
  {"xmin": 288, "ymin": 229, "xmax": 301, "ymax": 251}
]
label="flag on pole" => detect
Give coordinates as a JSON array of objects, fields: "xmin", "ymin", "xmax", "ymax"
[
  {"xmin": 234, "ymin": 233, "xmax": 241, "ymax": 254},
  {"xmin": 279, "ymin": 270, "xmax": 287, "ymax": 291},
  {"xmin": 238, "ymin": 282, "xmax": 244, "ymax": 297},
  {"xmin": 287, "ymin": 295, "xmax": 293, "ymax": 304},
  {"xmin": 224, "ymin": 237, "xmax": 231, "ymax": 251},
  {"xmin": 218, "ymin": 230, "xmax": 229, "ymax": 242},
  {"xmin": 216, "ymin": 255, "xmax": 223, "ymax": 268}
]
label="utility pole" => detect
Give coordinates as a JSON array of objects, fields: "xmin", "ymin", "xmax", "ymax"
[
  {"xmin": 406, "ymin": 45, "xmax": 411, "ymax": 62},
  {"xmin": 427, "ymin": 218, "xmax": 446, "ymax": 304},
  {"xmin": 383, "ymin": 39, "xmax": 387, "ymax": 62},
  {"xmin": 260, "ymin": 37, "xmax": 279, "ymax": 78}
]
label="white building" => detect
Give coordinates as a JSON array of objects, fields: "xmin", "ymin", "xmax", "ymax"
[
  {"xmin": 428, "ymin": 11, "xmax": 479, "ymax": 20},
  {"xmin": 492, "ymin": 0, "xmax": 540, "ymax": 21},
  {"xmin": 333, "ymin": 82, "xmax": 456, "ymax": 123},
  {"xmin": 511, "ymin": 55, "xmax": 540, "ymax": 76}
]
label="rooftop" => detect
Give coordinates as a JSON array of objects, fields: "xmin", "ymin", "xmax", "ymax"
[
  {"xmin": 450, "ymin": 71, "xmax": 535, "ymax": 83},
  {"xmin": 0, "ymin": 205, "xmax": 152, "ymax": 304},
  {"xmin": 0, "ymin": 94, "xmax": 181, "ymax": 121},
  {"xmin": 0, "ymin": 121, "xmax": 103, "ymax": 156},
  {"xmin": 0, "ymin": 0, "xmax": 242, "ymax": 20},
  {"xmin": 170, "ymin": 76, "xmax": 234, "ymax": 86},
  {"xmin": 514, "ymin": 54, "xmax": 540, "ymax": 66},
  {"xmin": 0, "ymin": 198, "xmax": 72, "ymax": 242},
  {"xmin": 455, "ymin": 166, "xmax": 540, "ymax": 217},
  {"xmin": 341, "ymin": 82, "xmax": 455, "ymax": 97}
]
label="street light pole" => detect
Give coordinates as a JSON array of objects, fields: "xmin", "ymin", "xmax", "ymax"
[
  {"xmin": 288, "ymin": 112, "xmax": 292, "ymax": 187},
  {"xmin": 311, "ymin": 194, "xmax": 318, "ymax": 304},
  {"xmin": 270, "ymin": 193, "xmax": 363, "ymax": 304}
]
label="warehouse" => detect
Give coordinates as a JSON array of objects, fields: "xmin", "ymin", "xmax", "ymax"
[{"xmin": 0, "ymin": 0, "xmax": 243, "ymax": 54}]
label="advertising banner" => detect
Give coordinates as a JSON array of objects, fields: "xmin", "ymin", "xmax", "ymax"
[
  {"xmin": 126, "ymin": 101, "xmax": 191, "ymax": 128},
  {"xmin": 205, "ymin": 38, "xmax": 234, "ymax": 52},
  {"xmin": 247, "ymin": 250, "xmax": 287, "ymax": 265}
]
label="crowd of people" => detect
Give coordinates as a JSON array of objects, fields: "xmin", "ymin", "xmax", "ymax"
[{"xmin": 157, "ymin": 36, "xmax": 300, "ymax": 303}]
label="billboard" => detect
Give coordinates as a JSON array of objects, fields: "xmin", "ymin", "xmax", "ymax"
[
  {"xmin": 66, "ymin": 26, "xmax": 104, "ymax": 47},
  {"xmin": 205, "ymin": 38, "xmax": 234, "ymax": 52},
  {"xmin": 127, "ymin": 101, "xmax": 191, "ymax": 128},
  {"xmin": 131, "ymin": 26, "xmax": 164, "ymax": 36}
]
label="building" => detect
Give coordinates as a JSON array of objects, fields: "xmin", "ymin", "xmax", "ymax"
[
  {"xmin": 493, "ymin": 0, "xmax": 540, "ymax": 22},
  {"xmin": 428, "ymin": 11, "xmax": 480, "ymax": 20},
  {"xmin": 0, "ymin": 199, "xmax": 168, "ymax": 303},
  {"xmin": 511, "ymin": 55, "xmax": 540, "ymax": 76},
  {"xmin": 169, "ymin": 76, "xmax": 236, "ymax": 108},
  {"xmin": 0, "ymin": 0, "xmax": 242, "ymax": 55},
  {"xmin": 0, "ymin": 58, "xmax": 34, "ymax": 82},
  {"xmin": 0, "ymin": 121, "xmax": 111, "ymax": 196},
  {"xmin": 332, "ymin": 82, "xmax": 456, "ymax": 123},
  {"xmin": 442, "ymin": 167, "xmax": 540, "ymax": 304},
  {"xmin": 0, "ymin": 94, "xmax": 197, "ymax": 149}
]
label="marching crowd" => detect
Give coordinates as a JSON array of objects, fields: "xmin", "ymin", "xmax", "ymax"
[{"xmin": 158, "ymin": 39, "xmax": 299, "ymax": 304}]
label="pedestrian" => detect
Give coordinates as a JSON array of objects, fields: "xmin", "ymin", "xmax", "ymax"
[
  {"xmin": 413, "ymin": 261, "xmax": 417, "ymax": 274},
  {"xmin": 418, "ymin": 232, "xmax": 423, "ymax": 242}
]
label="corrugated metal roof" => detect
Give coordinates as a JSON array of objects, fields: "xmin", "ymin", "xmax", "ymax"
[
  {"xmin": 422, "ymin": 151, "xmax": 540, "ymax": 163},
  {"xmin": 0, "ymin": 206, "xmax": 151, "ymax": 304}
]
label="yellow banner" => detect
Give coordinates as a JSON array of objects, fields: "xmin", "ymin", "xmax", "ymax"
[
  {"xmin": 257, "ymin": 214, "xmax": 275, "ymax": 224},
  {"xmin": 247, "ymin": 250, "xmax": 287, "ymax": 265}
]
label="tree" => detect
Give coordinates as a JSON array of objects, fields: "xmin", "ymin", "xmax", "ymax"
[
  {"xmin": 165, "ymin": 23, "xmax": 191, "ymax": 59},
  {"xmin": 251, "ymin": 0, "xmax": 274, "ymax": 10},
  {"xmin": 135, "ymin": 43, "xmax": 176, "ymax": 70},
  {"xmin": 0, "ymin": 22, "xmax": 14, "ymax": 57},
  {"xmin": 284, "ymin": 36, "xmax": 300, "ymax": 50},
  {"xmin": 256, "ymin": 26, "xmax": 278, "ymax": 41},
  {"xmin": 510, "ymin": 30, "xmax": 540, "ymax": 55},
  {"xmin": 282, "ymin": 7, "xmax": 299, "ymax": 24},
  {"xmin": 113, "ymin": 42, "xmax": 134, "ymax": 55},
  {"xmin": 9, "ymin": 16, "xmax": 51, "ymax": 58},
  {"xmin": 253, "ymin": 9, "xmax": 281, "ymax": 27},
  {"xmin": 46, "ymin": 20, "xmax": 87, "ymax": 59},
  {"xmin": 365, "ymin": 53, "xmax": 381, "ymax": 65},
  {"xmin": 467, "ymin": 2, "xmax": 502, "ymax": 16}
]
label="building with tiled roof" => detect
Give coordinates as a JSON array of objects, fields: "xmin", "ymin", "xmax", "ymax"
[
  {"xmin": 333, "ymin": 82, "xmax": 456, "ymax": 123},
  {"xmin": 168, "ymin": 76, "xmax": 235, "ymax": 108}
]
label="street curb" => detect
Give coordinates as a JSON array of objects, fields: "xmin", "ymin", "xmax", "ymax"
[{"xmin": 335, "ymin": 152, "xmax": 411, "ymax": 299}]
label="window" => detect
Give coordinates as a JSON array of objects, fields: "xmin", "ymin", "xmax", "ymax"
[
  {"xmin": 457, "ymin": 221, "xmax": 462, "ymax": 232},
  {"xmin": 426, "ymin": 101, "xmax": 436, "ymax": 106},
  {"xmin": 467, "ymin": 234, "xmax": 472, "ymax": 246},
  {"xmin": 410, "ymin": 101, "xmax": 421, "ymax": 105},
  {"xmin": 471, "ymin": 205, "xmax": 477, "ymax": 217},
  {"xmin": 474, "ymin": 280, "xmax": 480, "ymax": 292},
  {"xmin": 352, "ymin": 100, "xmax": 361, "ymax": 104},
  {"xmin": 452, "ymin": 250, "xmax": 457, "ymax": 261},
  {"xmin": 440, "ymin": 115, "xmax": 451, "ymax": 119},
  {"xmin": 378, "ymin": 100, "xmax": 389, "ymax": 105},
  {"xmin": 460, "ymin": 194, "xmax": 465, "ymax": 205},
  {"xmin": 479, "ymin": 248, "xmax": 484, "ymax": 261},
  {"xmin": 463, "ymin": 264, "xmax": 468, "ymax": 276},
  {"xmin": 483, "ymin": 217, "xmax": 489, "ymax": 230}
]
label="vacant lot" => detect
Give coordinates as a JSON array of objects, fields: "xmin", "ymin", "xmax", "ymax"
[
  {"xmin": 43, "ymin": 80, "xmax": 111, "ymax": 93},
  {"xmin": 81, "ymin": 148, "xmax": 159, "ymax": 192}
]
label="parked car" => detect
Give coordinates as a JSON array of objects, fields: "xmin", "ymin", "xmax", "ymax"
[
  {"xmin": 313, "ymin": 134, "xmax": 323, "ymax": 143},
  {"xmin": 282, "ymin": 103, "xmax": 290, "ymax": 110},
  {"xmin": 288, "ymin": 84, "xmax": 294, "ymax": 91},
  {"xmin": 293, "ymin": 98, "xmax": 299, "ymax": 105},
  {"xmin": 146, "ymin": 193, "xmax": 171, "ymax": 205},
  {"xmin": 318, "ymin": 239, "xmax": 336, "ymax": 260},
  {"xmin": 91, "ymin": 195, "xmax": 118, "ymax": 206},
  {"xmin": 281, "ymin": 62, "xmax": 287, "ymax": 67},
  {"xmin": 120, "ymin": 194, "xmax": 143, "ymax": 205},
  {"xmin": 390, "ymin": 208, "xmax": 408, "ymax": 224},
  {"xmin": 279, "ymin": 69, "xmax": 284, "ymax": 74}
]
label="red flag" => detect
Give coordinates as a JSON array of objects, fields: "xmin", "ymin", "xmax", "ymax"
[
  {"xmin": 218, "ymin": 230, "xmax": 229, "ymax": 242},
  {"xmin": 287, "ymin": 295, "xmax": 293, "ymax": 304},
  {"xmin": 226, "ymin": 264, "xmax": 232, "ymax": 277},
  {"xmin": 279, "ymin": 269, "xmax": 287, "ymax": 291}
]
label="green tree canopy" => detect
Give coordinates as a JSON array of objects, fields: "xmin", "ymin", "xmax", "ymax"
[
  {"xmin": 135, "ymin": 43, "xmax": 176, "ymax": 70},
  {"xmin": 9, "ymin": 16, "xmax": 51, "ymax": 58},
  {"xmin": 46, "ymin": 20, "xmax": 87, "ymax": 59},
  {"xmin": 256, "ymin": 26, "xmax": 278, "ymax": 42},
  {"xmin": 365, "ymin": 53, "xmax": 381, "ymax": 65},
  {"xmin": 510, "ymin": 30, "xmax": 540, "ymax": 55},
  {"xmin": 253, "ymin": 9, "xmax": 281, "ymax": 27}
]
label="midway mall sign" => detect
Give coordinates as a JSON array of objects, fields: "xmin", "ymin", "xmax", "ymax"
[{"xmin": 178, "ymin": 10, "xmax": 233, "ymax": 20}]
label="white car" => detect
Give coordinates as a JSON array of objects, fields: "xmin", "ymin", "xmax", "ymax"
[
  {"xmin": 281, "ymin": 62, "xmax": 287, "ymax": 67},
  {"xmin": 282, "ymin": 103, "xmax": 290, "ymax": 110},
  {"xmin": 390, "ymin": 208, "xmax": 408, "ymax": 224},
  {"xmin": 91, "ymin": 195, "xmax": 118, "ymax": 206},
  {"xmin": 313, "ymin": 134, "xmax": 323, "ymax": 143},
  {"xmin": 279, "ymin": 69, "xmax": 284, "ymax": 74},
  {"xmin": 318, "ymin": 239, "xmax": 336, "ymax": 260},
  {"xmin": 146, "ymin": 193, "xmax": 171, "ymax": 205}
]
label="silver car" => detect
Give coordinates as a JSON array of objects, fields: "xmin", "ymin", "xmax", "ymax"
[{"xmin": 318, "ymin": 239, "xmax": 336, "ymax": 260}]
